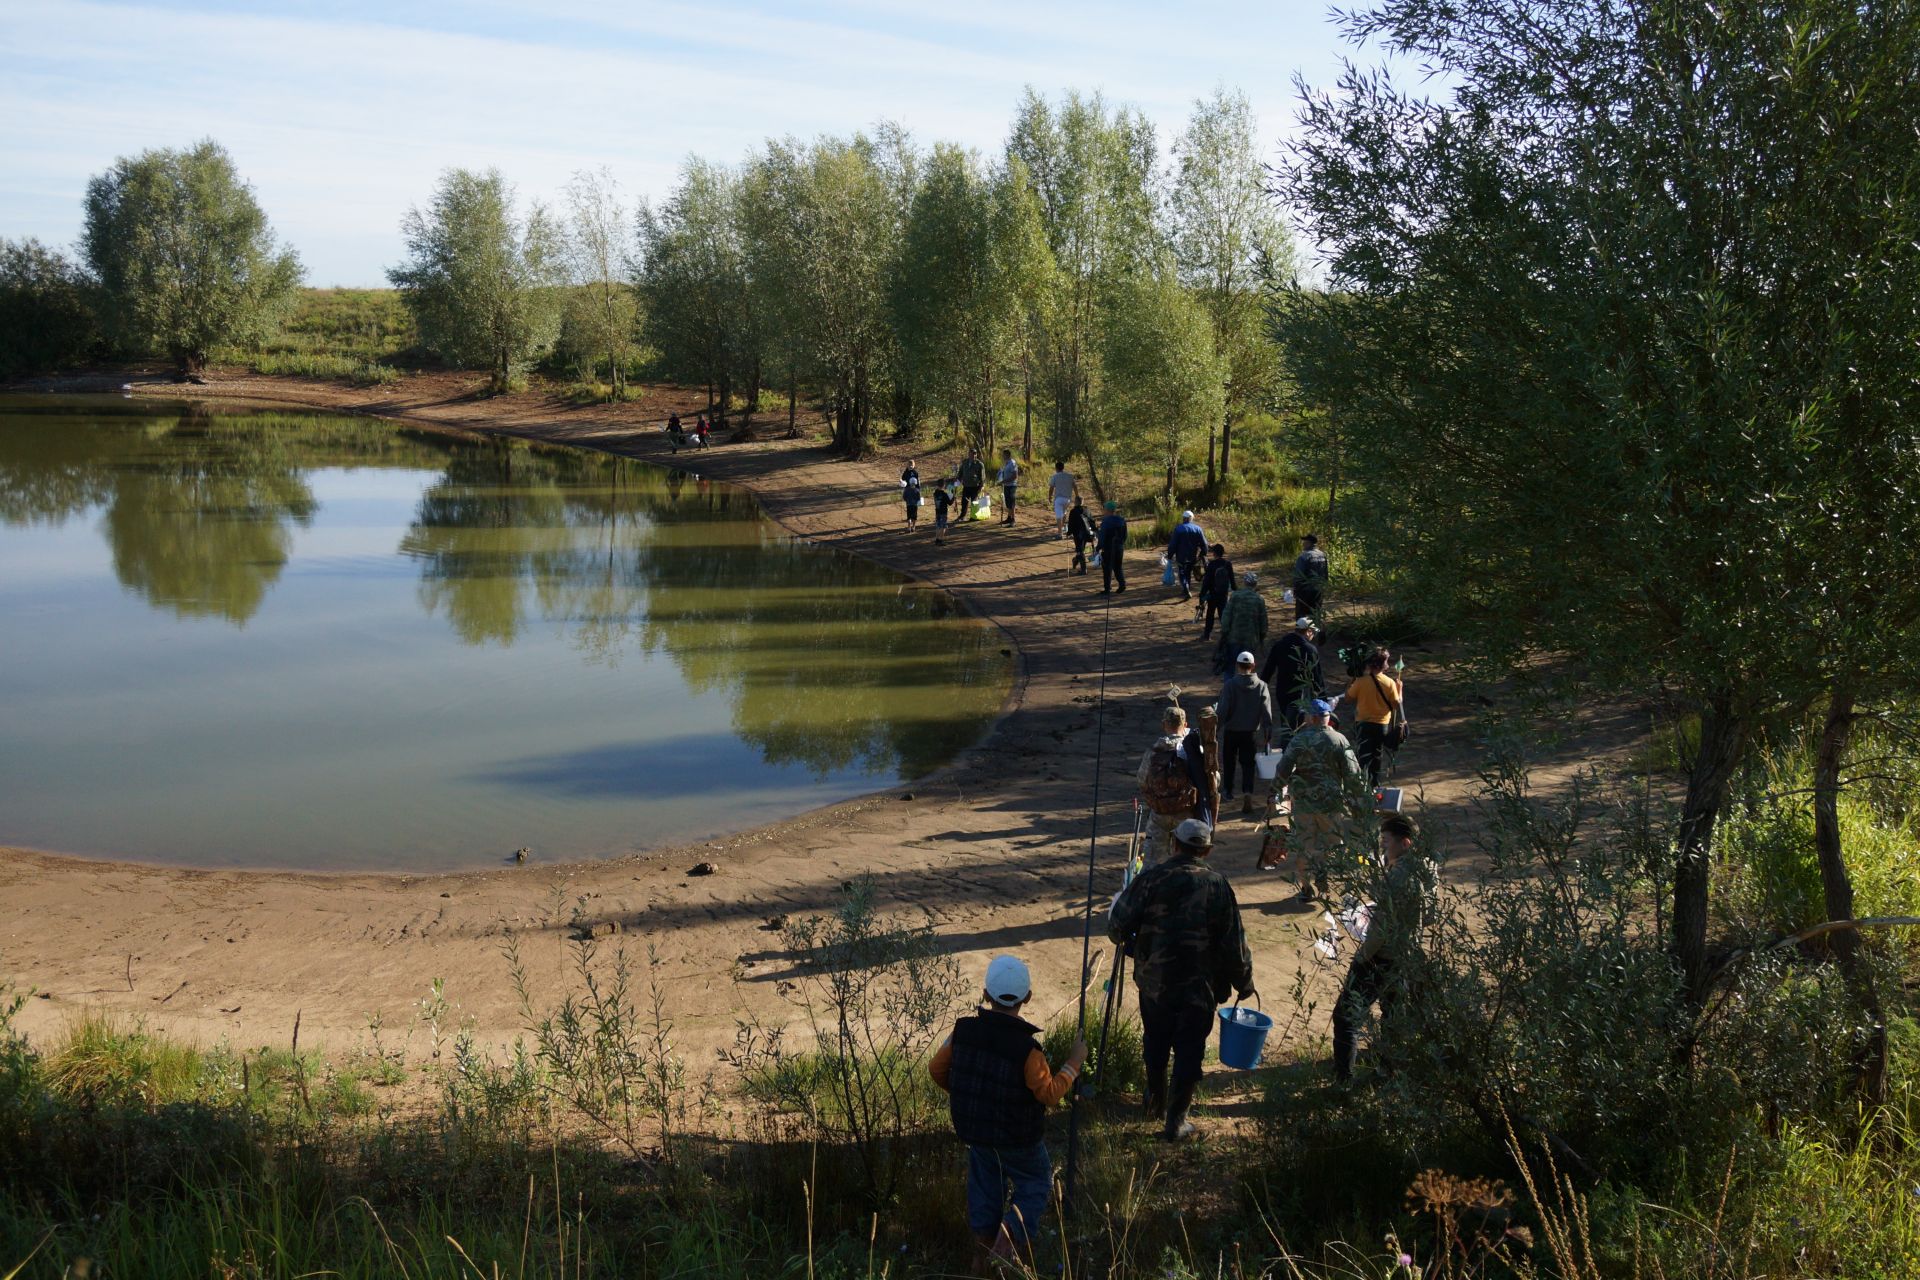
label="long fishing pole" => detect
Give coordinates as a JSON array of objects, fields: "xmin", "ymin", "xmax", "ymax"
[
  {"xmin": 1088, "ymin": 802, "xmax": 1143, "ymax": 1100},
  {"xmin": 1062, "ymin": 578, "xmax": 1116, "ymax": 1220}
]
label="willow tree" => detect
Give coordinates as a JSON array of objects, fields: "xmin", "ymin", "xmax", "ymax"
[
  {"xmin": 388, "ymin": 168, "xmax": 564, "ymax": 393},
  {"xmin": 561, "ymin": 168, "xmax": 636, "ymax": 399},
  {"xmin": 1170, "ymin": 87, "xmax": 1294, "ymax": 492},
  {"xmin": 1278, "ymin": 0, "xmax": 1920, "ymax": 1003},
  {"xmin": 635, "ymin": 159, "xmax": 754, "ymax": 416},
  {"xmin": 891, "ymin": 146, "xmax": 1051, "ymax": 454},
  {"xmin": 1099, "ymin": 266, "xmax": 1225, "ymax": 498},
  {"xmin": 82, "ymin": 140, "xmax": 302, "ymax": 377}
]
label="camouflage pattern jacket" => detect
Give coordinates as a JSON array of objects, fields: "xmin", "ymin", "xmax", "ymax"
[
  {"xmin": 1275, "ymin": 724, "xmax": 1362, "ymax": 814},
  {"xmin": 1108, "ymin": 855, "xmax": 1253, "ymax": 1011}
]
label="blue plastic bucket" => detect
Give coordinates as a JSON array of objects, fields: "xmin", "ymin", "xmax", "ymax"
[{"xmin": 1217, "ymin": 1004, "xmax": 1273, "ymax": 1069}]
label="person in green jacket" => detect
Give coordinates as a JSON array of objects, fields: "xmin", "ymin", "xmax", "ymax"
[{"xmin": 1213, "ymin": 571, "xmax": 1269, "ymax": 675}]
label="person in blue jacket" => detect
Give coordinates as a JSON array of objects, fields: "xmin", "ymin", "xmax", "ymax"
[
  {"xmin": 1097, "ymin": 501, "xmax": 1129, "ymax": 595},
  {"xmin": 1165, "ymin": 510, "xmax": 1207, "ymax": 601}
]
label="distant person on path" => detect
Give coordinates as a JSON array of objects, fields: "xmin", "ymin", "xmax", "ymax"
[
  {"xmin": 1344, "ymin": 649, "xmax": 1406, "ymax": 788},
  {"xmin": 997, "ymin": 450, "xmax": 1021, "ymax": 526},
  {"xmin": 959, "ymin": 449, "xmax": 986, "ymax": 514},
  {"xmin": 929, "ymin": 954, "xmax": 1086, "ymax": 1267},
  {"xmin": 1273, "ymin": 698, "xmax": 1362, "ymax": 902},
  {"xmin": 1214, "ymin": 572, "xmax": 1269, "ymax": 675},
  {"xmin": 1165, "ymin": 511, "xmax": 1208, "ymax": 602},
  {"xmin": 932, "ymin": 478, "xmax": 954, "ymax": 545},
  {"xmin": 1217, "ymin": 651, "xmax": 1274, "ymax": 816},
  {"xmin": 902, "ymin": 459, "xmax": 920, "ymax": 487},
  {"xmin": 1108, "ymin": 818, "xmax": 1254, "ymax": 1141},
  {"xmin": 1067, "ymin": 497, "xmax": 1094, "ymax": 573},
  {"xmin": 1048, "ymin": 462, "xmax": 1078, "ymax": 538},
  {"xmin": 695, "ymin": 415, "xmax": 711, "ymax": 448},
  {"xmin": 1097, "ymin": 501, "xmax": 1129, "ymax": 595},
  {"xmin": 1186, "ymin": 704, "xmax": 1221, "ymax": 826},
  {"xmin": 902, "ymin": 471, "xmax": 922, "ymax": 530},
  {"xmin": 1137, "ymin": 704, "xmax": 1209, "ymax": 861},
  {"xmin": 1332, "ymin": 814, "xmax": 1430, "ymax": 1083},
  {"xmin": 1263, "ymin": 616, "xmax": 1327, "ymax": 734},
  {"xmin": 666, "ymin": 414, "xmax": 685, "ymax": 452},
  {"xmin": 1292, "ymin": 533, "xmax": 1328, "ymax": 620},
  {"xmin": 1197, "ymin": 544, "xmax": 1234, "ymax": 639}
]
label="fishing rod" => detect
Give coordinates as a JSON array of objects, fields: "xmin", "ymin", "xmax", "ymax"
[
  {"xmin": 1061, "ymin": 579, "xmax": 1117, "ymax": 1220},
  {"xmin": 1087, "ymin": 801, "xmax": 1145, "ymax": 1100}
]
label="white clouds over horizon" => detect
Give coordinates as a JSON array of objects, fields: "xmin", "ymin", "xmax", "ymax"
[{"xmin": 0, "ymin": 0, "xmax": 1358, "ymax": 285}]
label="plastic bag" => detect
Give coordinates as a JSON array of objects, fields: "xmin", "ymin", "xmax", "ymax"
[
  {"xmin": 1090, "ymin": 548, "xmax": 1103, "ymax": 567},
  {"xmin": 1162, "ymin": 559, "xmax": 1176, "ymax": 587}
]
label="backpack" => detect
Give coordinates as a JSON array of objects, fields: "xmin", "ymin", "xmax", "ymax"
[{"xmin": 1141, "ymin": 743, "xmax": 1199, "ymax": 815}]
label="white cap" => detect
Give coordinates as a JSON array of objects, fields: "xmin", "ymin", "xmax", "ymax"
[
  {"xmin": 983, "ymin": 955, "xmax": 1031, "ymax": 1006},
  {"xmin": 1181, "ymin": 510, "xmax": 1194, "ymax": 522},
  {"xmin": 1295, "ymin": 615, "xmax": 1314, "ymax": 629},
  {"xmin": 1236, "ymin": 650, "xmax": 1256, "ymax": 665},
  {"xmin": 1173, "ymin": 818, "xmax": 1213, "ymax": 847}
]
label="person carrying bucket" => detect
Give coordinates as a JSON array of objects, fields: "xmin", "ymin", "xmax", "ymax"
[
  {"xmin": 929, "ymin": 955, "xmax": 1087, "ymax": 1268},
  {"xmin": 1332, "ymin": 813, "xmax": 1432, "ymax": 1083},
  {"xmin": 1107, "ymin": 819, "xmax": 1254, "ymax": 1141}
]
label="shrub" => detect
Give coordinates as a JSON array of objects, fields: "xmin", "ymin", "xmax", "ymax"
[
  {"xmin": 0, "ymin": 237, "xmax": 98, "ymax": 375},
  {"xmin": 1044, "ymin": 1007, "xmax": 1144, "ymax": 1100}
]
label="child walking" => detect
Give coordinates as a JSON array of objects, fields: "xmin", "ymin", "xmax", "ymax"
[
  {"xmin": 903, "ymin": 471, "xmax": 922, "ymax": 530},
  {"xmin": 930, "ymin": 955, "xmax": 1086, "ymax": 1269},
  {"xmin": 932, "ymin": 478, "xmax": 953, "ymax": 544}
]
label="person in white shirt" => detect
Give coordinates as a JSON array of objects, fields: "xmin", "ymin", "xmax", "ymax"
[{"xmin": 1047, "ymin": 462, "xmax": 1078, "ymax": 539}]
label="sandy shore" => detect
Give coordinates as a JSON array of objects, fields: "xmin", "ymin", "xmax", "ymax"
[{"xmin": 0, "ymin": 372, "xmax": 1642, "ymax": 1071}]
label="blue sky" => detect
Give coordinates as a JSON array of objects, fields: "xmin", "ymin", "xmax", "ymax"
[{"xmin": 1, "ymin": 1, "xmax": 1367, "ymax": 286}]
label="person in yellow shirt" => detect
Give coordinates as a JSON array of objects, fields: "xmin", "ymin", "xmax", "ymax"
[
  {"xmin": 929, "ymin": 955, "xmax": 1087, "ymax": 1267},
  {"xmin": 1342, "ymin": 648, "xmax": 1406, "ymax": 788}
]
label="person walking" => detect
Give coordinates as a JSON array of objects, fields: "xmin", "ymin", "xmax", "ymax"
[
  {"xmin": 1197, "ymin": 544, "xmax": 1234, "ymax": 639},
  {"xmin": 997, "ymin": 450, "xmax": 1021, "ymax": 526},
  {"xmin": 1343, "ymin": 649, "xmax": 1407, "ymax": 789},
  {"xmin": 1048, "ymin": 462, "xmax": 1078, "ymax": 539},
  {"xmin": 1331, "ymin": 814, "xmax": 1430, "ymax": 1083},
  {"xmin": 1262, "ymin": 616, "xmax": 1327, "ymax": 734},
  {"xmin": 1097, "ymin": 501, "xmax": 1129, "ymax": 595},
  {"xmin": 666, "ymin": 414, "xmax": 685, "ymax": 453},
  {"xmin": 1185, "ymin": 704, "xmax": 1221, "ymax": 826},
  {"xmin": 959, "ymin": 448, "xmax": 986, "ymax": 515},
  {"xmin": 1165, "ymin": 511, "xmax": 1207, "ymax": 602},
  {"xmin": 1291, "ymin": 533, "xmax": 1328, "ymax": 620},
  {"xmin": 1066, "ymin": 498, "xmax": 1094, "ymax": 574},
  {"xmin": 1217, "ymin": 651, "xmax": 1274, "ymax": 816},
  {"xmin": 932, "ymin": 478, "xmax": 954, "ymax": 545},
  {"xmin": 1137, "ymin": 704, "xmax": 1209, "ymax": 861},
  {"xmin": 1214, "ymin": 571, "xmax": 1269, "ymax": 675},
  {"xmin": 902, "ymin": 471, "xmax": 922, "ymax": 530},
  {"xmin": 1273, "ymin": 699, "xmax": 1363, "ymax": 902},
  {"xmin": 1108, "ymin": 819, "xmax": 1254, "ymax": 1141},
  {"xmin": 694, "ymin": 415, "xmax": 711, "ymax": 448},
  {"xmin": 929, "ymin": 954, "xmax": 1087, "ymax": 1267},
  {"xmin": 902, "ymin": 459, "xmax": 920, "ymax": 487}
]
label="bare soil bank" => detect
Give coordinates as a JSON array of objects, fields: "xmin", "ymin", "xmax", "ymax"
[{"xmin": 0, "ymin": 371, "xmax": 1644, "ymax": 1074}]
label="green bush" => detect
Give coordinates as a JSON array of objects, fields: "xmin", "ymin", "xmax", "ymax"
[
  {"xmin": 0, "ymin": 238, "xmax": 98, "ymax": 375},
  {"xmin": 1044, "ymin": 1006, "xmax": 1144, "ymax": 1100}
]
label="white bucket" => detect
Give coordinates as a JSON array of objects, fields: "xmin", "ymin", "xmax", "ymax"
[{"xmin": 1254, "ymin": 749, "xmax": 1283, "ymax": 781}]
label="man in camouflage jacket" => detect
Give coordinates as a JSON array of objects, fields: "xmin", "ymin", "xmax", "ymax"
[
  {"xmin": 1108, "ymin": 818, "xmax": 1255, "ymax": 1141},
  {"xmin": 1273, "ymin": 698, "xmax": 1363, "ymax": 902}
]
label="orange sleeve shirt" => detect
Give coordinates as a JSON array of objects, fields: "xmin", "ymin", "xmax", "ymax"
[
  {"xmin": 1343, "ymin": 674, "xmax": 1403, "ymax": 725},
  {"xmin": 929, "ymin": 1036, "xmax": 1077, "ymax": 1106}
]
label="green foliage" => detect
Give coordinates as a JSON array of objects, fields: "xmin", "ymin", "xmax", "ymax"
[
  {"xmin": 1098, "ymin": 266, "xmax": 1225, "ymax": 497},
  {"xmin": 43, "ymin": 1016, "xmax": 204, "ymax": 1108},
  {"xmin": 81, "ymin": 139, "xmax": 303, "ymax": 372},
  {"xmin": 1044, "ymin": 1008, "xmax": 1144, "ymax": 1100},
  {"xmin": 388, "ymin": 167, "xmax": 564, "ymax": 392},
  {"xmin": 0, "ymin": 238, "xmax": 98, "ymax": 376}
]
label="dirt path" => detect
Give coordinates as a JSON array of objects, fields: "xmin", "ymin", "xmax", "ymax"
[{"xmin": 0, "ymin": 372, "xmax": 1643, "ymax": 1077}]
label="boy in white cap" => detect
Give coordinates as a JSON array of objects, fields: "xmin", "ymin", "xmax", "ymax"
[{"xmin": 930, "ymin": 955, "xmax": 1087, "ymax": 1266}]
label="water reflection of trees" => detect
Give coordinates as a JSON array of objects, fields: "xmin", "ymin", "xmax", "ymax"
[{"xmin": 398, "ymin": 440, "xmax": 1005, "ymax": 778}]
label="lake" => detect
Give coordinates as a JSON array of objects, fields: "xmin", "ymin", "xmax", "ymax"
[{"xmin": 0, "ymin": 397, "xmax": 1010, "ymax": 871}]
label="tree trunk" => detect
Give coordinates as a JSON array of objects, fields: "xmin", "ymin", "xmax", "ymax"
[
  {"xmin": 788, "ymin": 366, "xmax": 798, "ymax": 439},
  {"xmin": 1219, "ymin": 411, "xmax": 1234, "ymax": 487},
  {"xmin": 1206, "ymin": 421, "xmax": 1217, "ymax": 493},
  {"xmin": 1812, "ymin": 681, "xmax": 1888, "ymax": 1105},
  {"xmin": 1023, "ymin": 371, "xmax": 1033, "ymax": 461},
  {"xmin": 1673, "ymin": 698, "xmax": 1745, "ymax": 1009}
]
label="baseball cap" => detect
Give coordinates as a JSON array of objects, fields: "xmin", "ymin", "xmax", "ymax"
[
  {"xmin": 1104, "ymin": 500, "xmax": 1118, "ymax": 511},
  {"xmin": 1311, "ymin": 698, "xmax": 1335, "ymax": 716},
  {"xmin": 1173, "ymin": 818, "xmax": 1213, "ymax": 847},
  {"xmin": 1236, "ymin": 650, "xmax": 1256, "ymax": 665},
  {"xmin": 1295, "ymin": 616, "xmax": 1314, "ymax": 629},
  {"xmin": 1180, "ymin": 509, "xmax": 1194, "ymax": 521},
  {"xmin": 983, "ymin": 955, "xmax": 1032, "ymax": 1006}
]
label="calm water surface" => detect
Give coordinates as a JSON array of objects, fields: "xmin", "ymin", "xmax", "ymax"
[{"xmin": 0, "ymin": 397, "xmax": 1009, "ymax": 870}]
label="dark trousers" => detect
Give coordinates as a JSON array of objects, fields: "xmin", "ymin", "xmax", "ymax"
[
  {"xmin": 1175, "ymin": 557, "xmax": 1198, "ymax": 595},
  {"xmin": 1332, "ymin": 954, "xmax": 1395, "ymax": 1081},
  {"xmin": 1293, "ymin": 584, "xmax": 1323, "ymax": 619},
  {"xmin": 1002, "ymin": 484, "xmax": 1017, "ymax": 521},
  {"xmin": 1141, "ymin": 996, "xmax": 1214, "ymax": 1094},
  {"xmin": 1220, "ymin": 729, "xmax": 1258, "ymax": 799},
  {"xmin": 1101, "ymin": 549, "xmax": 1126, "ymax": 592},
  {"xmin": 1200, "ymin": 595, "xmax": 1225, "ymax": 638},
  {"xmin": 1355, "ymin": 721, "xmax": 1393, "ymax": 788},
  {"xmin": 1071, "ymin": 536, "xmax": 1090, "ymax": 573},
  {"xmin": 964, "ymin": 1141, "xmax": 1052, "ymax": 1248},
  {"xmin": 962, "ymin": 483, "xmax": 982, "ymax": 509}
]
